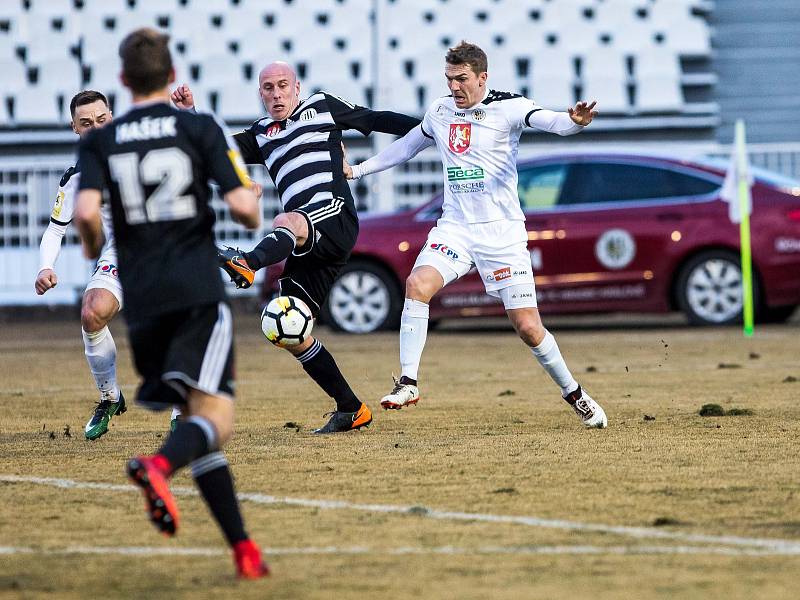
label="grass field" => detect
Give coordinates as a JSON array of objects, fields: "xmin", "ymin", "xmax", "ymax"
[{"xmin": 2, "ymin": 312, "xmax": 800, "ymax": 599}]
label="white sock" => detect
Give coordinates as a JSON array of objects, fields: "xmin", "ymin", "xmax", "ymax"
[
  {"xmin": 171, "ymin": 406, "xmax": 182, "ymax": 420},
  {"xmin": 399, "ymin": 298, "xmax": 429, "ymax": 382},
  {"xmin": 530, "ymin": 331, "xmax": 578, "ymax": 397},
  {"xmin": 82, "ymin": 326, "xmax": 119, "ymax": 400}
]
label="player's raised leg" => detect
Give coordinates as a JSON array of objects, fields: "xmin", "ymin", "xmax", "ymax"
[
  {"xmin": 81, "ymin": 286, "xmax": 125, "ymax": 440},
  {"xmin": 505, "ymin": 303, "xmax": 607, "ymax": 428},
  {"xmin": 219, "ymin": 212, "xmax": 306, "ymax": 289}
]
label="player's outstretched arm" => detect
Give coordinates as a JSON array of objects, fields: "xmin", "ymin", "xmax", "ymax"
[
  {"xmin": 74, "ymin": 189, "xmax": 105, "ymax": 259},
  {"xmin": 527, "ymin": 100, "xmax": 598, "ymax": 136},
  {"xmin": 35, "ymin": 220, "xmax": 68, "ymax": 294},
  {"xmin": 225, "ymin": 187, "xmax": 261, "ymax": 230},
  {"xmin": 348, "ymin": 125, "xmax": 434, "ymax": 179}
]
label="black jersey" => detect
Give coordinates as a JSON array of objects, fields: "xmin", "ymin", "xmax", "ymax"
[
  {"xmin": 233, "ymin": 92, "xmax": 419, "ymax": 214},
  {"xmin": 78, "ymin": 102, "xmax": 251, "ymax": 320}
]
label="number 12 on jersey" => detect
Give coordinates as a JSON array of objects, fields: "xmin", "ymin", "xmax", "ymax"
[{"xmin": 109, "ymin": 148, "xmax": 197, "ymax": 224}]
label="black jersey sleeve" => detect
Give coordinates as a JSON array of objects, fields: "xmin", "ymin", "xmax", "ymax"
[
  {"xmin": 325, "ymin": 93, "xmax": 421, "ymax": 136},
  {"xmin": 77, "ymin": 131, "xmax": 107, "ymax": 192},
  {"xmin": 233, "ymin": 128, "xmax": 263, "ymax": 165},
  {"xmin": 202, "ymin": 116, "xmax": 252, "ymax": 194}
]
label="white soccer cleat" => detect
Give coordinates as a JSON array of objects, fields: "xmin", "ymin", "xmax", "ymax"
[
  {"xmin": 380, "ymin": 376, "xmax": 420, "ymax": 410},
  {"xmin": 565, "ymin": 386, "xmax": 607, "ymax": 428}
]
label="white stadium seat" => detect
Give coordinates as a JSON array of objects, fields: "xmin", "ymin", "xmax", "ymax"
[
  {"xmin": 0, "ymin": 58, "xmax": 29, "ymax": 93},
  {"xmin": 12, "ymin": 87, "xmax": 63, "ymax": 125},
  {"xmin": 581, "ymin": 47, "xmax": 629, "ymax": 113},
  {"xmin": 216, "ymin": 83, "xmax": 264, "ymax": 122},
  {"xmin": 636, "ymin": 75, "xmax": 683, "ymax": 113},
  {"xmin": 195, "ymin": 54, "xmax": 248, "ymax": 86},
  {"xmin": 36, "ymin": 58, "xmax": 82, "ymax": 97},
  {"xmin": 81, "ymin": 0, "xmax": 131, "ymax": 15},
  {"xmin": 25, "ymin": 0, "xmax": 75, "ymax": 17},
  {"xmin": 636, "ymin": 47, "xmax": 681, "ymax": 78}
]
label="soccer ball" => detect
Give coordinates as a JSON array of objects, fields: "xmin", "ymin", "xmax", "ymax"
[{"xmin": 261, "ymin": 296, "xmax": 314, "ymax": 347}]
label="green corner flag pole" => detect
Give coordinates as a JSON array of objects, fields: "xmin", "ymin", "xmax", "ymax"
[{"xmin": 734, "ymin": 119, "xmax": 755, "ymax": 337}]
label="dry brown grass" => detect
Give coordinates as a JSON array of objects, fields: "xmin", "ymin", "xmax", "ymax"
[{"xmin": 2, "ymin": 314, "xmax": 800, "ymax": 599}]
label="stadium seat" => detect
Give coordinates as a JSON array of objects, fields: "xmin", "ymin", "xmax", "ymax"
[
  {"xmin": 0, "ymin": 95, "xmax": 11, "ymax": 126},
  {"xmin": 195, "ymin": 54, "xmax": 248, "ymax": 85},
  {"xmin": 81, "ymin": 26, "xmax": 124, "ymax": 63},
  {"xmin": 12, "ymin": 87, "xmax": 63, "ymax": 125},
  {"xmin": 81, "ymin": 0, "xmax": 131, "ymax": 14},
  {"xmin": 0, "ymin": 58, "xmax": 29, "ymax": 92},
  {"xmin": 216, "ymin": 83, "xmax": 264, "ymax": 122},
  {"xmin": 26, "ymin": 0, "xmax": 75, "ymax": 16},
  {"xmin": 636, "ymin": 75, "xmax": 683, "ymax": 113},
  {"xmin": 528, "ymin": 49, "xmax": 575, "ymax": 109},
  {"xmin": 663, "ymin": 17, "xmax": 711, "ymax": 56},
  {"xmin": 636, "ymin": 47, "xmax": 681, "ymax": 78},
  {"xmin": 237, "ymin": 31, "xmax": 285, "ymax": 65},
  {"xmin": 581, "ymin": 47, "xmax": 629, "ymax": 113},
  {"xmin": 85, "ymin": 58, "xmax": 120, "ymax": 90},
  {"xmin": 35, "ymin": 58, "xmax": 83, "ymax": 97}
]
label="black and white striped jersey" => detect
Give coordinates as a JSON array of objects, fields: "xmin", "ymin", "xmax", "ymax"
[{"xmin": 234, "ymin": 92, "xmax": 419, "ymax": 214}]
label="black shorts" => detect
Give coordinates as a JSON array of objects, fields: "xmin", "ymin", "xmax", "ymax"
[
  {"xmin": 127, "ymin": 301, "xmax": 235, "ymax": 410},
  {"xmin": 279, "ymin": 197, "xmax": 359, "ymax": 317}
]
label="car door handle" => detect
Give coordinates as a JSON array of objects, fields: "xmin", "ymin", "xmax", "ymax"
[{"xmin": 656, "ymin": 212, "xmax": 684, "ymax": 222}]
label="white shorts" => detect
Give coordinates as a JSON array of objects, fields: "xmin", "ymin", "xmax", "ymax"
[
  {"xmin": 85, "ymin": 245, "xmax": 123, "ymax": 310},
  {"xmin": 413, "ymin": 219, "xmax": 538, "ymax": 309}
]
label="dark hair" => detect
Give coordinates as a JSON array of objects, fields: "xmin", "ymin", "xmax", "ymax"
[
  {"xmin": 118, "ymin": 28, "xmax": 173, "ymax": 95},
  {"xmin": 69, "ymin": 90, "xmax": 109, "ymax": 118},
  {"xmin": 446, "ymin": 41, "xmax": 488, "ymax": 75}
]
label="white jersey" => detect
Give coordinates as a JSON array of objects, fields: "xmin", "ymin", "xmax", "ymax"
[
  {"xmin": 421, "ymin": 89, "xmax": 583, "ymax": 224},
  {"xmin": 39, "ymin": 166, "xmax": 115, "ymax": 271}
]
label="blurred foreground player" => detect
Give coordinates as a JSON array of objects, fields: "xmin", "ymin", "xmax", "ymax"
[
  {"xmin": 35, "ymin": 91, "xmax": 128, "ymax": 440},
  {"xmin": 74, "ymin": 28, "xmax": 268, "ymax": 578}
]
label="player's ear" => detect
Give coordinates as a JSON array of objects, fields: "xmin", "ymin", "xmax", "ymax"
[
  {"xmin": 70, "ymin": 118, "xmax": 79, "ymax": 135},
  {"xmin": 479, "ymin": 71, "xmax": 488, "ymax": 87}
]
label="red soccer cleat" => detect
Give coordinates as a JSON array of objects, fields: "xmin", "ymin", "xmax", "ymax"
[
  {"xmin": 234, "ymin": 539, "xmax": 270, "ymax": 579},
  {"xmin": 126, "ymin": 455, "xmax": 180, "ymax": 536}
]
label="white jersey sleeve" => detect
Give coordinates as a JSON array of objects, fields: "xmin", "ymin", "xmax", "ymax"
[
  {"xmin": 351, "ymin": 124, "xmax": 435, "ymax": 179},
  {"xmin": 502, "ymin": 97, "xmax": 583, "ymax": 136},
  {"xmin": 38, "ymin": 166, "xmax": 79, "ymax": 272}
]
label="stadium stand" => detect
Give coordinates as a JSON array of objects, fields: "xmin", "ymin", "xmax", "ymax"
[{"xmin": 0, "ymin": 0, "xmax": 717, "ymax": 129}]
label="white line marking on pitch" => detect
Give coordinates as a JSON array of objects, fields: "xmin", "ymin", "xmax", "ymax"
[
  {"xmin": 0, "ymin": 544, "xmax": 799, "ymax": 557},
  {"xmin": 3, "ymin": 474, "xmax": 800, "ymax": 553}
]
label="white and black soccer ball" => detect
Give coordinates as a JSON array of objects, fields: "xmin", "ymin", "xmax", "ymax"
[{"xmin": 261, "ymin": 295, "xmax": 314, "ymax": 347}]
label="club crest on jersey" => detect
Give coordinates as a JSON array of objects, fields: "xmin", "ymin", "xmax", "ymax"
[
  {"xmin": 449, "ymin": 123, "xmax": 471, "ymax": 154},
  {"xmin": 473, "ymin": 109, "xmax": 486, "ymax": 121},
  {"xmin": 265, "ymin": 122, "xmax": 282, "ymax": 137},
  {"xmin": 299, "ymin": 108, "xmax": 317, "ymax": 121}
]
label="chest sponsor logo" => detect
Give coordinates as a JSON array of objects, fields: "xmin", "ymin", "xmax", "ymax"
[
  {"xmin": 454, "ymin": 111, "xmax": 466, "ymax": 117},
  {"xmin": 265, "ymin": 122, "xmax": 282, "ymax": 137},
  {"xmin": 299, "ymin": 108, "xmax": 317, "ymax": 121},
  {"xmin": 428, "ymin": 242, "xmax": 459, "ymax": 262},
  {"xmin": 449, "ymin": 123, "xmax": 471, "ymax": 154},
  {"xmin": 52, "ymin": 190, "xmax": 64, "ymax": 219},
  {"xmin": 447, "ymin": 166, "xmax": 484, "ymax": 181},
  {"xmin": 595, "ymin": 228, "xmax": 636, "ymax": 270},
  {"xmin": 473, "ymin": 108, "xmax": 486, "ymax": 121}
]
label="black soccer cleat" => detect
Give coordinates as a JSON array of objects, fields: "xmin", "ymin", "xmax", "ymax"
[
  {"xmin": 218, "ymin": 246, "xmax": 255, "ymax": 289},
  {"xmin": 84, "ymin": 391, "xmax": 127, "ymax": 440},
  {"xmin": 313, "ymin": 403, "xmax": 373, "ymax": 434}
]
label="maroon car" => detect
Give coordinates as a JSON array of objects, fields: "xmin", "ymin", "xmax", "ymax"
[{"xmin": 264, "ymin": 152, "xmax": 800, "ymax": 333}]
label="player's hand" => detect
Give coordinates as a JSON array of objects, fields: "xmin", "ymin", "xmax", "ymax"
[
  {"xmin": 250, "ymin": 180, "xmax": 263, "ymax": 200},
  {"xmin": 35, "ymin": 269, "xmax": 57, "ymax": 295},
  {"xmin": 171, "ymin": 84, "xmax": 195, "ymax": 110},
  {"xmin": 568, "ymin": 100, "xmax": 598, "ymax": 126},
  {"xmin": 341, "ymin": 143, "xmax": 354, "ymax": 179}
]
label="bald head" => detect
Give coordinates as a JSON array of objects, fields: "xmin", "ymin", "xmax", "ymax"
[{"xmin": 258, "ymin": 61, "xmax": 301, "ymax": 121}]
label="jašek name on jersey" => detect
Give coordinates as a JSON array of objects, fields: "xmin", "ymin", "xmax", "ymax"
[{"xmin": 116, "ymin": 116, "xmax": 177, "ymax": 144}]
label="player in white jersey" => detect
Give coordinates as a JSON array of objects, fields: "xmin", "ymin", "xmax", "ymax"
[
  {"xmin": 34, "ymin": 90, "xmax": 130, "ymax": 440},
  {"xmin": 346, "ymin": 42, "xmax": 607, "ymax": 428}
]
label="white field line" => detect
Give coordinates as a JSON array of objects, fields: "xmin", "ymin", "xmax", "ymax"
[
  {"xmin": 3, "ymin": 474, "xmax": 800, "ymax": 553},
  {"xmin": 1, "ymin": 544, "xmax": 800, "ymax": 558}
]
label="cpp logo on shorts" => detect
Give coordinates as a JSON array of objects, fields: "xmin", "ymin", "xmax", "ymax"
[
  {"xmin": 93, "ymin": 262, "xmax": 119, "ymax": 278},
  {"xmin": 429, "ymin": 242, "xmax": 459, "ymax": 262}
]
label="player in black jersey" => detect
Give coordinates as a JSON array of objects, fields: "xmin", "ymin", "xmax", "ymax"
[
  {"xmin": 171, "ymin": 62, "xmax": 420, "ymax": 434},
  {"xmin": 73, "ymin": 28, "xmax": 268, "ymax": 579}
]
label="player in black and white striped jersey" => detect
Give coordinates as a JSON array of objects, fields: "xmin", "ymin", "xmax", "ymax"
[{"xmin": 171, "ymin": 61, "xmax": 419, "ymax": 433}]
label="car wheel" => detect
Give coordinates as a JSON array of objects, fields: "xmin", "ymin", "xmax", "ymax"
[
  {"xmin": 676, "ymin": 250, "xmax": 750, "ymax": 326},
  {"xmin": 322, "ymin": 261, "xmax": 402, "ymax": 333}
]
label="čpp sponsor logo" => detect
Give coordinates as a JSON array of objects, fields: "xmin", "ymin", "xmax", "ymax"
[{"xmin": 429, "ymin": 243, "xmax": 459, "ymax": 261}]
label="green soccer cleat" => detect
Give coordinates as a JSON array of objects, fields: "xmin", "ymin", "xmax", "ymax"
[{"xmin": 85, "ymin": 391, "xmax": 127, "ymax": 440}]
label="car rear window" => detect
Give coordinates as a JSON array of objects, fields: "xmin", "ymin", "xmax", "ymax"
[
  {"xmin": 559, "ymin": 162, "xmax": 719, "ymax": 205},
  {"xmin": 517, "ymin": 164, "xmax": 568, "ymax": 210}
]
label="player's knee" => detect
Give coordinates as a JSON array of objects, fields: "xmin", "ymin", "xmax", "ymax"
[
  {"xmin": 515, "ymin": 318, "xmax": 546, "ymax": 346},
  {"xmin": 405, "ymin": 272, "xmax": 435, "ymax": 303},
  {"xmin": 274, "ymin": 212, "xmax": 308, "ymax": 239},
  {"xmin": 81, "ymin": 292, "xmax": 117, "ymax": 332}
]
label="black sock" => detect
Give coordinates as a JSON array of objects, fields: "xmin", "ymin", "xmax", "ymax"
[
  {"xmin": 190, "ymin": 451, "xmax": 248, "ymax": 547},
  {"xmin": 157, "ymin": 416, "xmax": 216, "ymax": 473},
  {"xmin": 296, "ymin": 338, "xmax": 361, "ymax": 413},
  {"xmin": 243, "ymin": 227, "xmax": 296, "ymax": 270}
]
